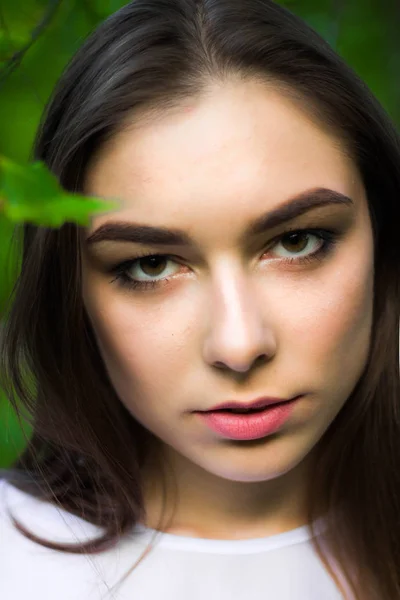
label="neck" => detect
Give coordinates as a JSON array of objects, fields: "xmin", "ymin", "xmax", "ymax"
[{"xmin": 140, "ymin": 444, "xmax": 315, "ymax": 540}]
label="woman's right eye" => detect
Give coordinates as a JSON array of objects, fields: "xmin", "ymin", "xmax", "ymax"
[
  {"xmin": 129, "ymin": 256, "xmax": 180, "ymax": 281},
  {"xmin": 110, "ymin": 255, "xmax": 182, "ymax": 291}
]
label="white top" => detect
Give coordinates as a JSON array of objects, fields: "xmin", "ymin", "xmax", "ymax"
[{"xmin": 0, "ymin": 478, "xmax": 347, "ymax": 599}]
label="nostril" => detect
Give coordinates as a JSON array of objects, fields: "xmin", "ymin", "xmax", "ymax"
[{"xmin": 214, "ymin": 361, "xmax": 226, "ymax": 369}]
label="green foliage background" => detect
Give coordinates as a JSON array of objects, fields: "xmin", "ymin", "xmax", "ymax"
[{"xmin": 0, "ymin": 0, "xmax": 399, "ymax": 468}]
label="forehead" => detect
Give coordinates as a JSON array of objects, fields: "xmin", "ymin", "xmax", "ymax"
[{"xmin": 84, "ymin": 80, "xmax": 361, "ymax": 233}]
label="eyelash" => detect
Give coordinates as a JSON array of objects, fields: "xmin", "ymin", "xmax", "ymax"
[{"xmin": 108, "ymin": 228, "xmax": 339, "ymax": 292}]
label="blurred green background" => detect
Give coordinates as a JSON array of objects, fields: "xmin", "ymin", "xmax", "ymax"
[{"xmin": 1, "ymin": 0, "xmax": 399, "ymax": 468}]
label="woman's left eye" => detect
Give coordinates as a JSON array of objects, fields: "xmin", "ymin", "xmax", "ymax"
[{"xmin": 265, "ymin": 229, "xmax": 336, "ymax": 262}]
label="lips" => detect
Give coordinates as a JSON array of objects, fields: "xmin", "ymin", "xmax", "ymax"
[
  {"xmin": 197, "ymin": 397, "xmax": 300, "ymax": 440},
  {"xmin": 221, "ymin": 407, "xmax": 264, "ymax": 413},
  {"xmin": 203, "ymin": 397, "xmax": 294, "ymax": 413}
]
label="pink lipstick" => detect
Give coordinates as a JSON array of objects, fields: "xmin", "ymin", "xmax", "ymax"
[{"xmin": 196, "ymin": 396, "xmax": 300, "ymax": 441}]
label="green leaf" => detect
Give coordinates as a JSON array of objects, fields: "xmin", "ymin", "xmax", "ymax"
[{"xmin": 0, "ymin": 156, "xmax": 121, "ymax": 227}]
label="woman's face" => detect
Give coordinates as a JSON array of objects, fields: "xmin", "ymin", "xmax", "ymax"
[{"xmin": 82, "ymin": 79, "xmax": 373, "ymax": 490}]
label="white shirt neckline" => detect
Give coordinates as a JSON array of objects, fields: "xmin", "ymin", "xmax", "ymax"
[{"xmin": 132, "ymin": 522, "xmax": 317, "ymax": 554}]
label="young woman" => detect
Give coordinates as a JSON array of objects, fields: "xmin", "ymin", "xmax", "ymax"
[{"xmin": 1, "ymin": 1, "xmax": 399, "ymax": 598}]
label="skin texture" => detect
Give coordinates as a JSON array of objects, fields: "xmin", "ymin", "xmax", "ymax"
[{"xmin": 81, "ymin": 79, "xmax": 374, "ymax": 539}]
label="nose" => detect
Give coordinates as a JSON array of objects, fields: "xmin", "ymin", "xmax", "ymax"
[{"xmin": 202, "ymin": 270, "xmax": 277, "ymax": 374}]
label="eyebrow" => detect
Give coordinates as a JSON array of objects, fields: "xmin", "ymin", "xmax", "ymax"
[{"xmin": 85, "ymin": 187, "xmax": 353, "ymax": 247}]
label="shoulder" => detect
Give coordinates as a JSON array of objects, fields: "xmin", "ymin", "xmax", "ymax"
[
  {"xmin": 0, "ymin": 476, "xmax": 101, "ymax": 543},
  {"xmin": 0, "ymin": 477, "xmax": 110, "ymax": 600}
]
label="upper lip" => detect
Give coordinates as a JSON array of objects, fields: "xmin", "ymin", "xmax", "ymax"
[{"xmin": 201, "ymin": 397, "xmax": 296, "ymax": 412}]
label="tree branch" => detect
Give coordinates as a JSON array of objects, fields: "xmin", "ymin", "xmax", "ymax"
[{"xmin": 0, "ymin": 0, "xmax": 63, "ymax": 86}]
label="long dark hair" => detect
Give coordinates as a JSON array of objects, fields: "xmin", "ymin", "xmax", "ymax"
[{"xmin": 1, "ymin": 1, "xmax": 399, "ymax": 598}]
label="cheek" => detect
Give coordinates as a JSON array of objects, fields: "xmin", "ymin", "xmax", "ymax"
[
  {"xmin": 294, "ymin": 270, "xmax": 372, "ymax": 342},
  {"xmin": 276, "ymin": 253, "xmax": 374, "ymax": 392},
  {"xmin": 84, "ymin": 288, "xmax": 199, "ymax": 412}
]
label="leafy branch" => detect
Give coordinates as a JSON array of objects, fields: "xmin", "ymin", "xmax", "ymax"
[{"xmin": 0, "ymin": 155, "xmax": 120, "ymax": 228}]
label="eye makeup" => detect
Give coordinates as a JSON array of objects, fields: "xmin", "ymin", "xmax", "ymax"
[{"xmin": 107, "ymin": 226, "xmax": 341, "ymax": 292}]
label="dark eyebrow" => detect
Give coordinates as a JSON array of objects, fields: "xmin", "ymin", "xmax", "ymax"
[
  {"xmin": 245, "ymin": 187, "xmax": 353, "ymax": 238},
  {"xmin": 85, "ymin": 187, "xmax": 353, "ymax": 247}
]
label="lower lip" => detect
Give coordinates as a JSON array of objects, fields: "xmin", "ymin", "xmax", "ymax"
[{"xmin": 197, "ymin": 398, "xmax": 300, "ymax": 441}]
